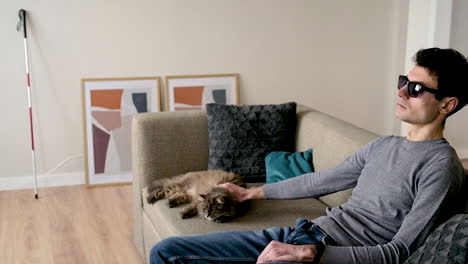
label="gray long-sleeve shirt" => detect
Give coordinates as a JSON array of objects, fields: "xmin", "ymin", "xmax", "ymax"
[{"xmin": 263, "ymin": 136, "xmax": 466, "ymax": 264}]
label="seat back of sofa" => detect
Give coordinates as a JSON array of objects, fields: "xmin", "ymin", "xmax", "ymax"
[{"xmin": 295, "ymin": 105, "xmax": 379, "ymax": 208}]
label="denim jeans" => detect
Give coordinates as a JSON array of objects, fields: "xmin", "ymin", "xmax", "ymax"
[{"xmin": 150, "ymin": 218, "xmax": 339, "ymax": 264}]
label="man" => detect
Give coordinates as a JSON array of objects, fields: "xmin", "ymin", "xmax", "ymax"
[{"xmin": 150, "ymin": 48, "xmax": 468, "ymax": 264}]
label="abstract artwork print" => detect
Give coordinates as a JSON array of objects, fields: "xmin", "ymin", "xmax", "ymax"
[
  {"xmin": 91, "ymin": 89, "xmax": 147, "ymax": 174},
  {"xmin": 166, "ymin": 74, "xmax": 238, "ymax": 111},
  {"xmin": 174, "ymin": 85, "xmax": 228, "ymax": 110},
  {"xmin": 82, "ymin": 78, "xmax": 160, "ymax": 186}
]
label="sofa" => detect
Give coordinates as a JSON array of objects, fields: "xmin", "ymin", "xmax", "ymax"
[{"xmin": 132, "ymin": 104, "xmax": 380, "ymax": 263}]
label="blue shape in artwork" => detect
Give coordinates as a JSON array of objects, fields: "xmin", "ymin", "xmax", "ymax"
[
  {"xmin": 212, "ymin": 90, "xmax": 227, "ymax": 104},
  {"xmin": 132, "ymin": 93, "xmax": 148, "ymax": 113}
]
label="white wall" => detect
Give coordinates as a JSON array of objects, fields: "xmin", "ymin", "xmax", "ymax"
[
  {"xmin": 446, "ymin": 0, "xmax": 468, "ymax": 158},
  {"xmin": 1, "ymin": 0, "xmax": 408, "ymax": 186}
]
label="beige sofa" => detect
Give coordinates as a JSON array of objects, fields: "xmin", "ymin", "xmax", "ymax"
[{"xmin": 132, "ymin": 105, "xmax": 379, "ymax": 263}]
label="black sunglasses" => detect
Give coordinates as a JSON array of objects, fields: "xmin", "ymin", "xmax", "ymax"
[{"xmin": 398, "ymin": 75, "xmax": 443, "ymax": 99}]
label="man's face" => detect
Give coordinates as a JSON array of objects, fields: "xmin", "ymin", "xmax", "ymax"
[{"xmin": 395, "ymin": 66, "xmax": 442, "ymax": 125}]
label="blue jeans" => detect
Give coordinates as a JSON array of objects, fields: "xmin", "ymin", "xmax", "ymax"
[{"xmin": 150, "ymin": 218, "xmax": 339, "ymax": 264}]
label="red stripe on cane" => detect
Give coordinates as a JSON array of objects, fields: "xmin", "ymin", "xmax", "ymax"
[
  {"xmin": 29, "ymin": 107, "xmax": 35, "ymax": 150},
  {"xmin": 27, "ymin": 73, "xmax": 30, "ymax": 87}
]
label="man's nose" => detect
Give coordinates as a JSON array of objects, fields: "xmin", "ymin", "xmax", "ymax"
[{"xmin": 397, "ymin": 86, "xmax": 409, "ymax": 99}]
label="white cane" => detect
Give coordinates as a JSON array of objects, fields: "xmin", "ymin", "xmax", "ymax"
[{"xmin": 17, "ymin": 9, "xmax": 38, "ymax": 199}]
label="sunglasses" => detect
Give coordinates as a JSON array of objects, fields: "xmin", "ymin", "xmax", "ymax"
[{"xmin": 398, "ymin": 75, "xmax": 443, "ymax": 99}]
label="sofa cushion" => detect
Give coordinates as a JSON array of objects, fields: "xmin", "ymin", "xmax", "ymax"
[
  {"xmin": 206, "ymin": 102, "xmax": 297, "ymax": 182},
  {"xmin": 265, "ymin": 149, "xmax": 314, "ymax": 184},
  {"xmin": 404, "ymin": 214, "xmax": 468, "ymax": 264},
  {"xmin": 142, "ymin": 187, "xmax": 327, "ymax": 240}
]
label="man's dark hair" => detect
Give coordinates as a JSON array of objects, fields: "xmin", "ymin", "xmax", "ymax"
[{"xmin": 413, "ymin": 48, "xmax": 468, "ymax": 117}]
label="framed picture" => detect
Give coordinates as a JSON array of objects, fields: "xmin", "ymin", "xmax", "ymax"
[
  {"xmin": 165, "ymin": 74, "xmax": 239, "ymax": 111},
  {"xmin": 81, "ymin": 77, "xmax": 161, "ymax": 187}
]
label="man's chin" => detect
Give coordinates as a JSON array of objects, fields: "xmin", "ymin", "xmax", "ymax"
[
  {"xmin": 396, "ymin": 116, "xmax": 409, "ymax": 122},
  {"xmin": 395, "ymin": 111, "xmax": 404, "ymax": 121},
  {"xmin": 396, "ymin": 114, "xmax": 413, "ymax": 126},
  {"xmin": 395, "ymin": 108, "xmax": 409, "ymax": 122}
]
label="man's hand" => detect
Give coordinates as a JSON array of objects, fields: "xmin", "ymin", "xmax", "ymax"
[
  {"xmin": 217, "ymin": 183, "xmax": 265, "ymax": 202},
  {"xmin": 257, "ymin": 240, "xmax": 320, "ymax": 263}
]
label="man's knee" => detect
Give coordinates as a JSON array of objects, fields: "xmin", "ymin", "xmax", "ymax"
[{"xmin": 150, "ymin": 237, "xmax": 182, "ymax": 264}]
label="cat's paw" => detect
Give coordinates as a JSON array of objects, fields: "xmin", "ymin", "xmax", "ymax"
[
  {"xmin": 167, "ymin": 198, "xmax": 179, "ymax": 208},
  {"xmin": 181, "ymin": 208, "xmax": 198, "ymax": 219},
  {"xmin": 147, "ymin": 184, "xmax": 163, "ymax": 193},
  {"xmin": 146, "ymin": 190, "xmax": 164, "ymax": 204},
  {"xmin": 146, "ymin": 195, "xmax": 157, "ymax": 204}
]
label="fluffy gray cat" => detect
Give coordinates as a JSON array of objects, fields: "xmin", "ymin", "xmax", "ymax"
[{"xmin": 146, "ymin": 170, "xmax": 249, "ymax": 223}]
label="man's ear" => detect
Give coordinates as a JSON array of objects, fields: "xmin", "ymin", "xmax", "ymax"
[{"xmin": 440, "ymin": 97, "xmax": 459, "ymax": 115}]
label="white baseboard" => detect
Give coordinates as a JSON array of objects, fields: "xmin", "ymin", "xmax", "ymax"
[{"xmin": 0, "ymin": 171, "xmax": 85, "ymax": 191}]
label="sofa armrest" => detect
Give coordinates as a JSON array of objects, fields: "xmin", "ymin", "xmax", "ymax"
[{"xmin": 132, "ymin": 110, "xmax": 209, "ymax": 256}]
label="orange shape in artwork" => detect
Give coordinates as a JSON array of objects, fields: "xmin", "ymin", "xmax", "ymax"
[
  {"xmin": 91, "ymin": 89, "xmax": 124, "ymax": 110},
  {"xmin": 174, "ymin": 86, "xmax": 204, "ymax": 106}
]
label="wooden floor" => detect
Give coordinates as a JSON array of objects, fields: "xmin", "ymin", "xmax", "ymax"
[{"xmin": 0, "ymin": 185, "xmax": 144, "ymax": 264}]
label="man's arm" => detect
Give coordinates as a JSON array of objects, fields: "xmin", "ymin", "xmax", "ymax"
[
  {"xmin": 221, "ymin": 137, "xmax": 382, "ymax": 201},
  {"xmin": 263, "ymin": 137, "xmax": 385, "ymax": 199},
  {"xmin": 220, "ymin": 156, "xmax": 364, "ymax": 202},
  {"xmin": 322, "ymin": 157, "xmax": 465, "ymax": 264},
  {"xmin": 218, "ymin": 183, "xmax": 265, "ymax": 202},
  {"xmin": 262, "ymin": 158, "xmax": 362, "ymax": 199}
]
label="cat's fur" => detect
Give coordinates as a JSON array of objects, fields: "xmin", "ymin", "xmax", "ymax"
[{"xmin": 146, "ymin": 170, "xmax": 249, "ymax": 222}]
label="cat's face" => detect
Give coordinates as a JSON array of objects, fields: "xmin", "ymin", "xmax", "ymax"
[{"xmin": 199, "ymin": 188, "xmax": 239, "ymax": 223}]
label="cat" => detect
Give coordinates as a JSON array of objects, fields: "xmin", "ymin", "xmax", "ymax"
[{"xmin": 146, "ymin": 170, "xmax": 249, "ymax": 223}]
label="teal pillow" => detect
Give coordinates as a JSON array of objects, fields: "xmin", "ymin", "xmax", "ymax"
[{"xmin": 265, "ymin": 149, "xmax": 314, "ymax": 184}]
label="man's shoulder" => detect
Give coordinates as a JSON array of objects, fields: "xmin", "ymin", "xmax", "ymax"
[
  {"xmin": 419, "ymin": 152, "xmax": 465, "ymax": 185},
  {"xmin": 426, "ymin": 139, "xmax": 459, "ymax": 160}
]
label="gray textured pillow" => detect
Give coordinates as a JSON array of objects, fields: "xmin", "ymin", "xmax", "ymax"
[
  {"xmin": 404, "ymin": 214, "xmax": 468, "ymax": 264},
  {"xmin": 206, "ymin": 102, "xmax": 297, "ymax": 182}
]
